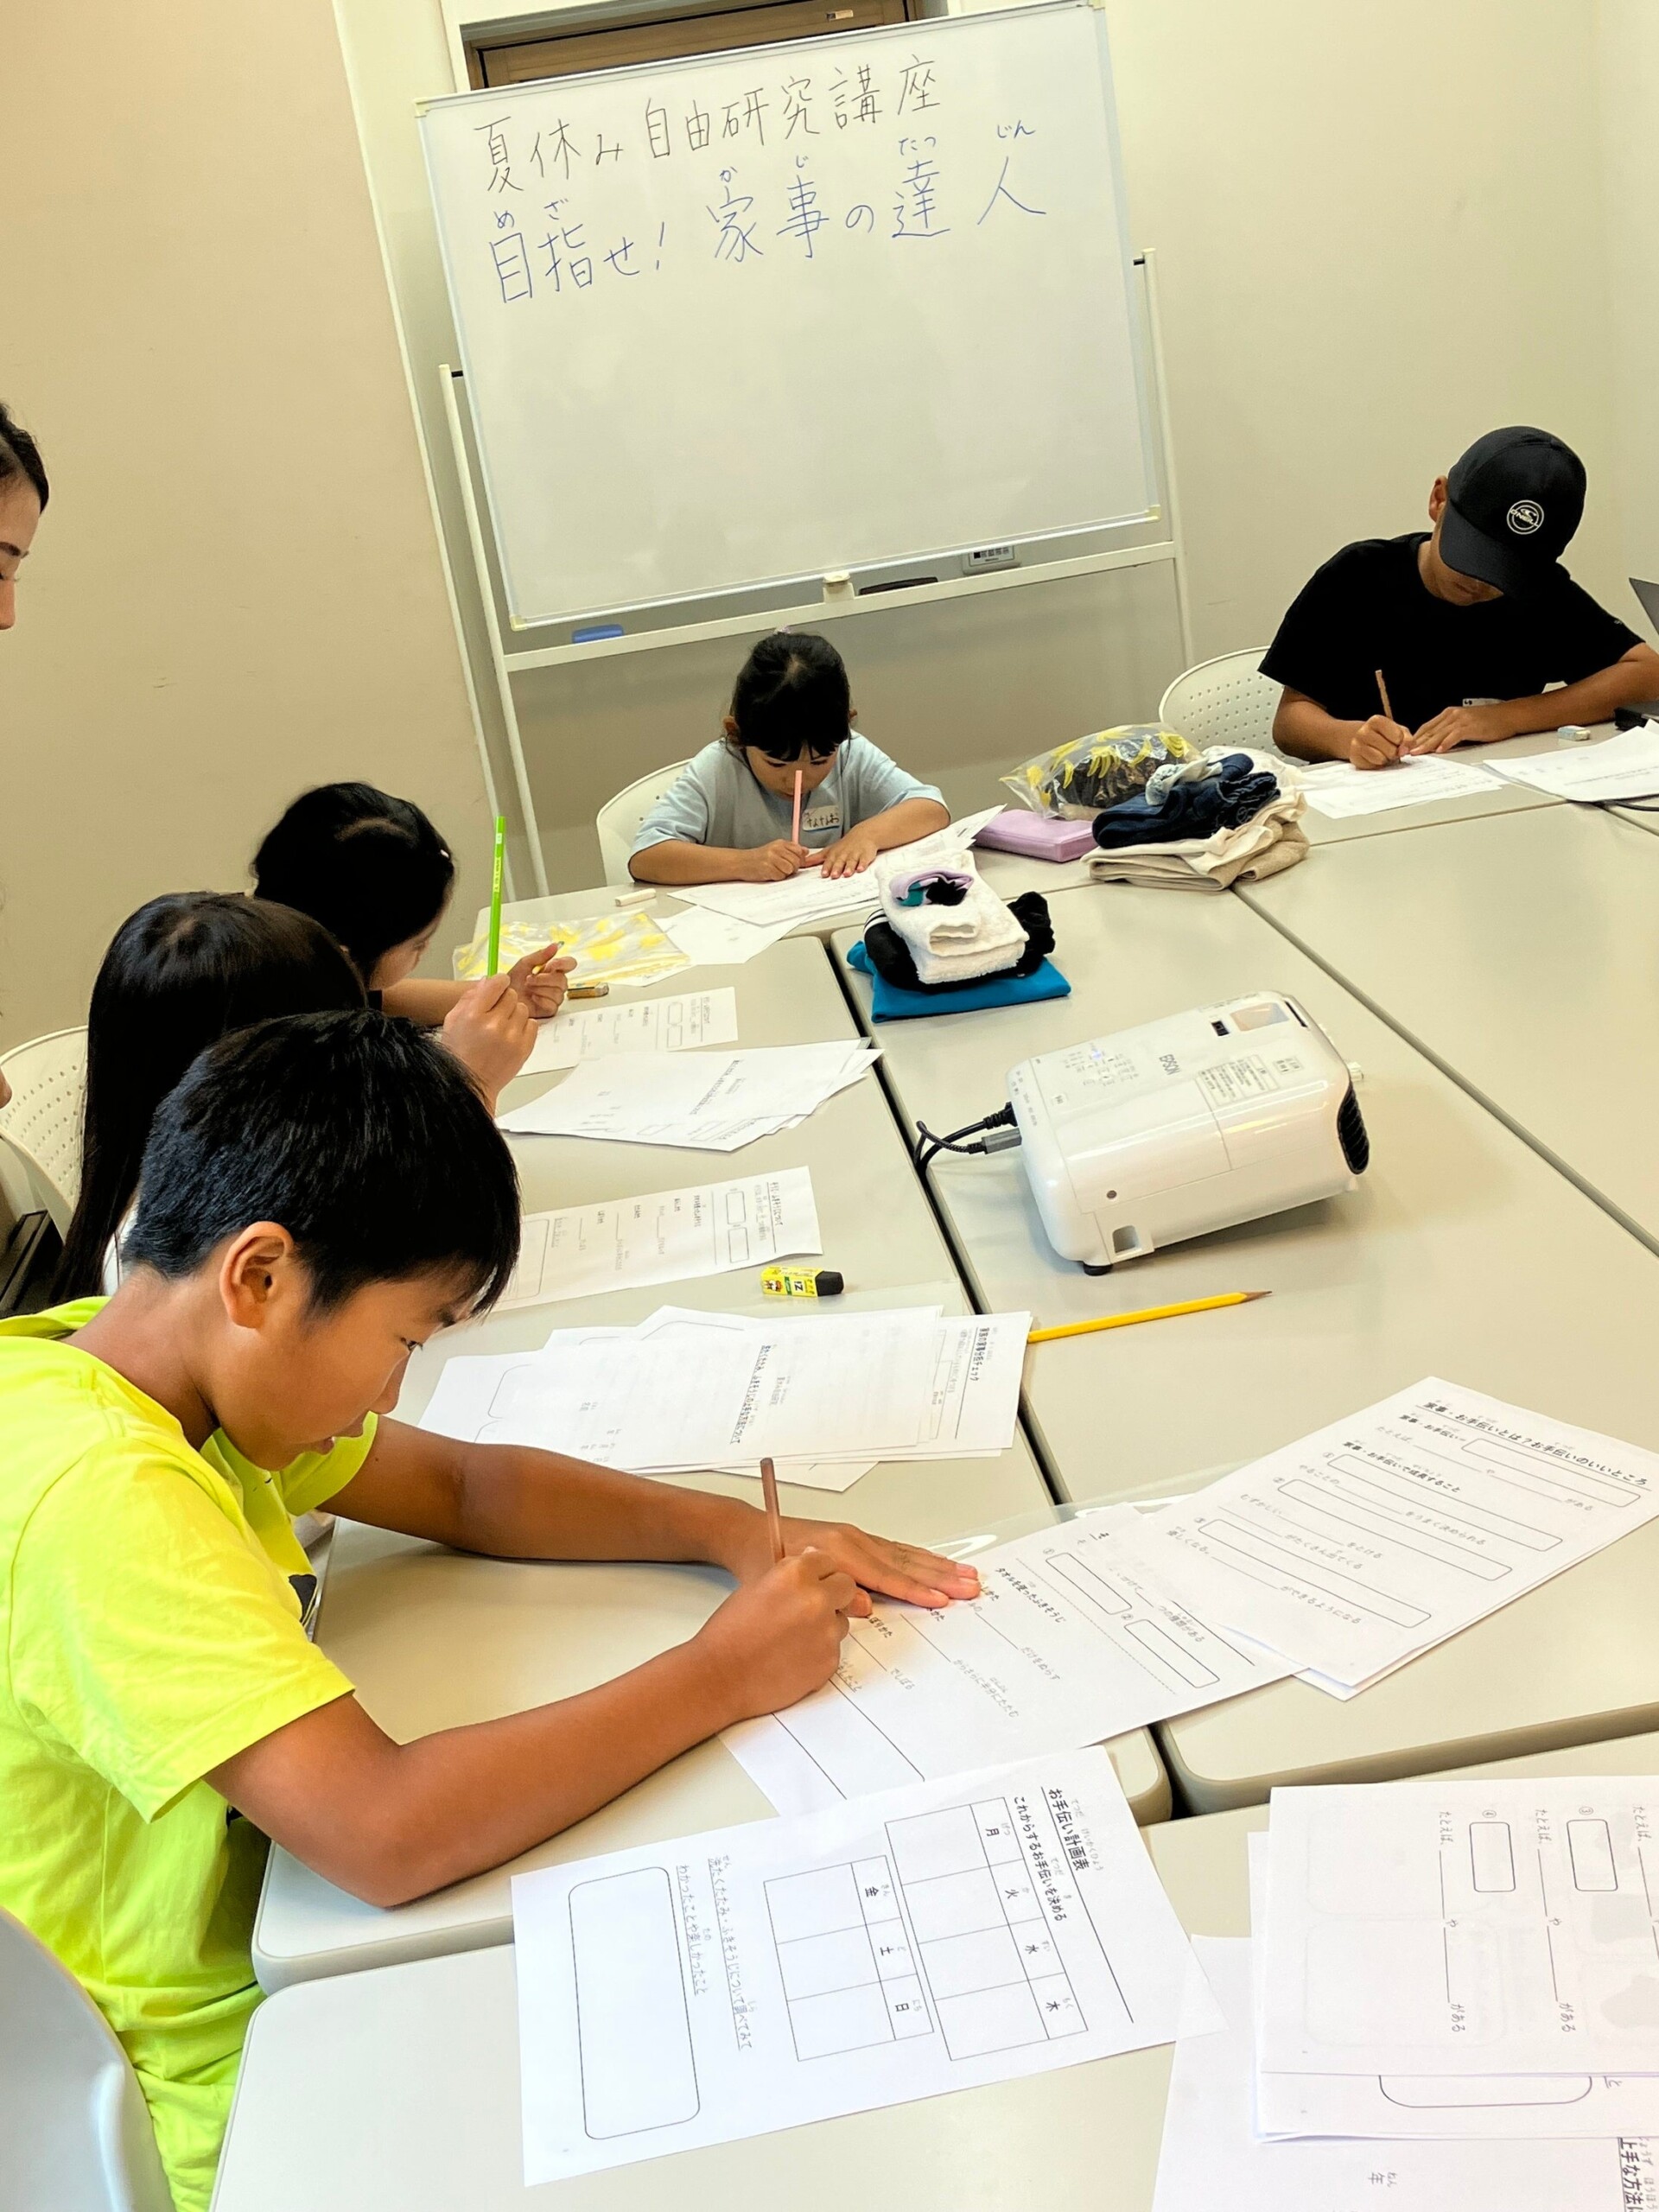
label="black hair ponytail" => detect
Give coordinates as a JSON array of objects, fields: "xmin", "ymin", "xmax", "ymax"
[{"xmin": 251, "ymin": 783, "xmax": 456, "ymax": 988}]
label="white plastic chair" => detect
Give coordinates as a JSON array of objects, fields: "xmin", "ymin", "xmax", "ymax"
[
  {"xmin": 0, "ymin": 1026, "xmax": 87, "ymax": 1234},
  {"xmin": 0, "ymin": 1904, "xmax": 172, "ymax": 2212},
  {"xmin": 594, "ymin": 760, "xmax": 693, "ymax": 886},
  {"xmin": 1158, "ymin": 649, "xmax": 1284, "ymax": 756}
]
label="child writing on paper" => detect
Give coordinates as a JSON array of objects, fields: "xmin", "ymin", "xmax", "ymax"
[
  {"xmin": 0, "ymin": 1007, "xmax": 978, "ymax": 2212},
  {"xmin": 252, "ymin": 781, "xmax": 575, "ymax": 1022},
  {"xmin": 51, "ymin": 893, "xmax": 537, "ymax": 1301},
  {"xmin": 627, "ymin": 631, "xmax": 950, "ymax": 886}
]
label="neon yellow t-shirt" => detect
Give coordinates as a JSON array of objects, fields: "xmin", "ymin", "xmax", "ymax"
[{"xmin": 0, "ymin": 1302, "xmax": 377, "ymax": 2212}]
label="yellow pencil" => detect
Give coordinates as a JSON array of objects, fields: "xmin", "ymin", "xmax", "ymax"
[
  {"xmin": 1027, "ymin": 1291, "xmax": 1268, "ymax": 1344},
  {"xmin": 760, "ymin": 1455, "xmax": 785, "ymax": 1564}
]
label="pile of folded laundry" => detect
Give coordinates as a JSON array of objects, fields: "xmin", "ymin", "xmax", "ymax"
[
  {"xmin": 848, "ymin": 836, "xmax": 1070, "ymax": 1019},
  {"xmin": 1000, "ymin": 725, "xmax": 1306, "ymax": 891}
]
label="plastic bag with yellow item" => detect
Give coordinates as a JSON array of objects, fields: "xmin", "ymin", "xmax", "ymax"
[
  {"xmin": 452, "ymin": 911, "xmax": 689, "ymax": 989},
  {"xmin": 1000, "ymin": 726, "xmax": 1200, "ymax": 819}
]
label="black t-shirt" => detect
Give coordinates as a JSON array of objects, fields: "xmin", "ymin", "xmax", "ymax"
[{"xmin": 1260, "ymin": 532, "xmax": 1639, "ymax": 730}]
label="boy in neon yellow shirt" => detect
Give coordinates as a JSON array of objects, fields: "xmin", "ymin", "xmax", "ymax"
[{"xmin": 0, "ymin": 1010, "xmax": 976, "ymax": 2209}]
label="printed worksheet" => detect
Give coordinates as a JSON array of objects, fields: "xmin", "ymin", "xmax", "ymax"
[
  {"xmin": 512, "ymin": 1748, "xmax": 1218, "ymax": 2183},
  {"xmin": 497, "ymin": 1166, "xmax": 820, "ymax": 1309},
  {"xmin": 1295, "ymin": 755, "xmax": 1502, "ymax": 817},
  {"xmin": 417, "ymin": 1305, "xmax": 1026, "ymax": 1474},
  {"xmin": 1152, "ymin": 1942, "xmax": 1656, "ymax": 2212},
  {"xmin": 723, "ymin": 1518, "xmax": 1293, "ymax": 1814},
  {"xmin": 1135, "ymin": 1379, "xmax": 1659, "ymax": 1689},
  {"xmin": 522, "ymin": 987, "xmax": 739, "ymax": 1074},
  {"xmin": 1260, "ymin": 1780, "xmax": 1659, "ymax": 2079},
  {"xmin": 1484, "ymin": 726, "xmax": 1659, "ymax": 803},
  {"xmin": 496, "ymin": 1041, "xmax": 879, "ymax": 1148},
  {"xmin": 1244, "ymin": 1835, "xmax": 1659, "ymax": 2139}
]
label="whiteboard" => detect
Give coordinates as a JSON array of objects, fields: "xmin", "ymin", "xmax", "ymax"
[{"xmin": 420, "ymin": 3, "xmax": 1153, "ymax": 629}]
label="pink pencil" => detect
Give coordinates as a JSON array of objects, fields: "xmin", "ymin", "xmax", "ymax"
[{"xmin": 791, "ymin": 766, "xmax": 803, "ymax": 844}]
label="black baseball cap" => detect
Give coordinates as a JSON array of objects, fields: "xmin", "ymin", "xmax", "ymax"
[{"xmin": 1440, "ymin": 426, "xmax": 1586, "ymax": 595}]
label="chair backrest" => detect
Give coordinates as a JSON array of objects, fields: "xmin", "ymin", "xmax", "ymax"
[
  {"xmin": 594, "ymin": 760, "xmax": 694, "ymax": 887},
  {"xmin": 0, "ymin": 1027, "xmax": 88, "ymax": 1233},
  {"xmin": 1158, "ymin": 649, "xmax": 1283, "ymax": 756},
  {"xmin": 0, "ymin": 1905, "xmax": 172, "ymax": 2212}
]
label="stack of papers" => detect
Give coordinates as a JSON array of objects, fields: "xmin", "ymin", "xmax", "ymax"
[
  {"xmin": 512, "ymin": 1748, "xmax": 1217, "ymax": 2183},
  {"xmin": 498, "ymin": 1166, "xmax": 820, "ymax": 1311},
  {"xmin": 1295, "ymin": 754, "xmax": 1503, "ymax": 817},
  {"xmin": 670, "ymin": 867, "xmax": 880, "ymax": 933},
  {"xmin": 662, "ymin": 805, "xmax": 1010, "ymax": 940},
  {"xmin": 1155, "ymin": 1778, "xmax": 1659, "ymax": 2205},
  {"xmin": 521, "ymin": 987, "xmax": 737, "ymax": 1074},
  {"xmin": 658, "ymin": 905, "xmax": 796, "ymax": 968},
  {"xmin": 497, "ymin": 1039, "xmax": 880, "ymax": 1149},
  {"xmin": 1484, "ymin": 724, "xmax": 1659, "ymax": 802},
  {"xmin": 1153, "ymin": 1934, "xmax": 1658, "ymax": 2209},
  {"xmin": 419, "ymin": 1302, "xmax": 1030, "ymax": 1491},
  {"xmin": 1130, "ymin": 1379, "xmax": 1659, "ymax": 1697}
]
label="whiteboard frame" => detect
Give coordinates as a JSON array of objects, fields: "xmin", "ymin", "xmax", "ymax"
[
  {"xmin": 442, "ymin": 246, "xmax": 1191, "ymax": 888},
  {"xmin": 425, "ymin": 0, "xmax": 1160, "ymax": 633}
]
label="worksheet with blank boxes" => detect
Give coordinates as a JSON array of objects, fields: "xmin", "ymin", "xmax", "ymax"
[{"xmin": 766, "ymin": 1796, "xmax": 1090, "ymax": 2067}]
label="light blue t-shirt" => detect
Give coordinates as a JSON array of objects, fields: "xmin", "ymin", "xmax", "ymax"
[{"xmin": 631, "ymin": 735, "xmax": 944, "ymax": 859}]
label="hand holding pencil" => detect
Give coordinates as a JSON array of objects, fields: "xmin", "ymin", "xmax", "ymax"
[{"xmin": 1350, "ymin": 670, "xmax": 1412, "ymax": 772}]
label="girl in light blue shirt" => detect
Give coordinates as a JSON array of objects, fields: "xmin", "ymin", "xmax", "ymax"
[{"xmin": 629, "ymin": 632, "xmax": 948, "ymax": 887}]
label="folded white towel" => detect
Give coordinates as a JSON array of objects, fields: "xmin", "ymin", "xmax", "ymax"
[{"xmin": 881, "ymin": 864, "xmax": 1027, "ymax": 985}]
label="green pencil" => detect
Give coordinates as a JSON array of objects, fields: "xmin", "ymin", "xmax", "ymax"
[{"xmin": 486, "ymin": 814, "xmax": 506, "ymax": 976}]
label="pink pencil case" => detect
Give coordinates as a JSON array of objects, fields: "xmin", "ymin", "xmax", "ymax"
[{"xmin": 972, "ymin": 810, "xmax": 1098, "ymax": 861}]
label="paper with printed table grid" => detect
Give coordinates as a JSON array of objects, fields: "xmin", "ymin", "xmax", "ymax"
[{"xmin": 510, "ymin": 1746, "xmax": 1215, "ymax": 2183}]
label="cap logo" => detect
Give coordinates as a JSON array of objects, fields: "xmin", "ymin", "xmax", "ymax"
[{"xmin": 1507, "ymin": 499, "xmax": 1544, "ymax": 536}]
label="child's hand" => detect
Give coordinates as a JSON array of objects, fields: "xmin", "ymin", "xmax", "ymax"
[
  {"xmin": 743, "ymin": 838, "xmax": 817, "ymax": 881},
  {"xmin": 1348, "ymin": 715, "xmax": 1410, "ymax": 771},
  {"xmin": 695, "ymin": 1551, "xmax": 862, "ymax": 1721},
  {"xmin": 723, "ymin": 1510, "xmax": 982, "ymax": 1610},
  {"xmin": 440, "ymin": 973, "xmax": 535, "ymax": 1109},
  {"xmin": 817, "ymin": 827, "xmax": 881, "ymax": 878},
  {"xmin": 508, "ymin": 943, "xmax": 576, "ymax": 1020}
]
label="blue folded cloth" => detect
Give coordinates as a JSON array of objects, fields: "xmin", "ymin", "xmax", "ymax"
[{"xmin": 847, "ymin": 939, "xmax": 1071, "ymax": 1020}]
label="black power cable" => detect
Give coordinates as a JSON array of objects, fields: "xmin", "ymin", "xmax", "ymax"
[{"xmin": 913, "ymin": 1103, "xmax": 1020, "ymax": 1173}]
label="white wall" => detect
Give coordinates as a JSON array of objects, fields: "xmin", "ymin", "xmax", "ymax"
[
  {"xmin": 1597, "ymin": 0, "xmax": 1659, "ymax": 605},
  {"xmin": 334, "ymin": 0, "xmax": 1633, "ymax": 887},
  {"xmin": 1, "ymin": 0, "xmax": 495, "ymax": 1049}
]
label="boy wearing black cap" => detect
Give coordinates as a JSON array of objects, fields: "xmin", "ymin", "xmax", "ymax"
[{"xmin": 1262, "ymin": 427, "xmax": 1659, "ymax": 769}]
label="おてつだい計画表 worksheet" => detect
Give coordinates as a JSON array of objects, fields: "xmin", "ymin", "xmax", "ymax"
[{"xmin": 510, "ymin": 1748, "xmax": 1216, "ymax": 2183}]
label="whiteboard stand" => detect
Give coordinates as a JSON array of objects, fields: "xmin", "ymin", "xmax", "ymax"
[{"xmin": 440, "ymin": 250, "xmax": 1191, "ymax": 890}]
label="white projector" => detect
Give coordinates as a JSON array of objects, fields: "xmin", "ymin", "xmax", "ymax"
[{"xmin": 1007, "ymin": 993, "xmax": 1368, "ymax": 1270}]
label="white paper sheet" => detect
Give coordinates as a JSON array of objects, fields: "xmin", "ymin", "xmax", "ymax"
[
  {"xmin": 1135, "ymin": 1379, "xmax": 1659, "ymax": 1690},
  {"xmin": 1244, "ymin": 1834, "xmax": 1659, "ymax": 2140},
  {"xmin": 522, "ymin": 988, "xmax": 739, "ymax": 1074},
  {"xmin": 664, "ymin": 806, "xmax": 1010, "ymax": 933},
  {"xmin": 418, "ymin": 1304, "xmax": 1027, "ymax": 1478},
  {"xmin": 496, "ymin": 1041, "xmax": 880, "ymax": 1149},
  {"xmin": 1484, "ymin": 725, "xmax": 1659, "ymax": 802},
  {"xmin": 658, "ymin": 906, "xmax": 795, "ymax": 968},
  {"xmin": 1261, "ymin": 1779, "xmax": 1659, "ymax": 2079},
  {"xmin": 497, "ymin": 1166, "xmax": 821, "ymax": 1310},
  {"xmin": 723, "ymin": 1517, "xmax": 1294, "ymax": 1814},
  {"xmin": 1152, "ymin": 1941, "xmax": 1655, "ymax": 2212},
  {"xmin": 670, "ymin": 868, "xmax": 881, "ymax": 930},
  {"xmin": 512, "ymin": 1747, "xmax": 1217, "ymax": 2183},
  {"xmin": 1293, "ymin": 755, "xmax": 1503, "ymax": 818}
]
